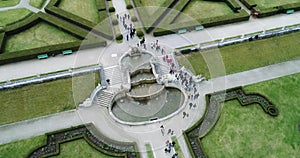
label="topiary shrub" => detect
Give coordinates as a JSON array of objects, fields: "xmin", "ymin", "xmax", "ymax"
[
  {"xmin": 126, "ymin": 4, "xmax": 133, "ymax": 9},
  {"xmin": 116, "ymin": 34, "xmax": 123, "ymax": 41},
  {"xmin": 136, "ymin": 30, "xmax": 144, "ymax": 38},
  {"xmin": 131, "ymin": 16, "xmax": 137, "ymax": 22},
  {"xmin": 112, "ymin": 19, "xmax": 118, "ymax": 25},
  {"xmin": 109, "ymin": 7, "xmax": 115, "ymax": 12}
]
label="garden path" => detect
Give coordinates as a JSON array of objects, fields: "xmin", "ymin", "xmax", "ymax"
[{"xmin": 1, "ymin": 58, "xmax": 300, "ymax": 157}]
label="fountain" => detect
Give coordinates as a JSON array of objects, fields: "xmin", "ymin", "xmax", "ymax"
[{"xmin": 109, "ymin": 47, "xmax": 186, "ymax": 125}]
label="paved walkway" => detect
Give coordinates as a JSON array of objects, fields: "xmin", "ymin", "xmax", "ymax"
[
  {"xmin": 0, "ymin": 6, "xmax": 300, "ymax": 82},
  {"xmin": 1, "ymin": 58, "xmax": 300, "ymax": 157},
  {"xmin": 1, "ymin": 1, "xmax": 300, "ymax": 157}
]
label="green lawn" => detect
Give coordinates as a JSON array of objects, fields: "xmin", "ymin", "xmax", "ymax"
[
  {"xmin": 29, "ymin": 0, "xmax": 47, "ymax": 9},
  {"xmin": 0, "ymin": 0, "xmax": 20, "ymax": 8},
  {"xmin": 201, "ymin": 73, "xmax": 300, "ymax": 157},
  {"xmin": 0, "ymin": 136, "xmax": 116, "ymax": 158},
  {"xmin": 145, "ymin": 144, "xmax": 154, "ymax": 158},
  {"xmin": 171, "ymin": 136, "xmax": 184, "ymax": 158},
  {"xmin": 140, "ymin": 0, "xmax": 167, "ymax": 7},
  {"xmin": 253, "ymin": 0, "xmax": 300, "ymax": 8},
  {"xmin": 0, "ymin": 135, "xmax": 46, "ymax": 158},
  {"xmin": 0, "ymin": 8, "xmax": 32, "ymax": 27},
  {"xmin": 175, "ymin": 0, "xmax": 234, "ymax": 23},
  {"xmin": 58, "ymin": 0, "xmax": 100, "ymax": 23},
  {"xmin": 51, "ymin": 139, "xmax": 116, "ymax": 158},
  {"xmin": 3, "ymin": 22, "xmax": 80, "ymax": 53},
  {"xmin": 178, "ymin": 31, "xmax": 300, "ymax": 78},
  {"xmin": 0, "ymin": 72, "xmax": 100, "ymax": 125}
]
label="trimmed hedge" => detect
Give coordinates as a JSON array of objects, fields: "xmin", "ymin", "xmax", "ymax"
[
  {"xmin": 132, "ymin": 0, "xmax": 179, "ymax": 33},
  {"xmin": 183, "ymin": 87, "xmax": 278, "ymax": 158},
  {"xmin": 0, "ymin": 32, "xmax": 5, "ymax": 53},
  {"xmin": 200, "ymin": 9, "xmax": 250, "ymax": 27},
  {"xmin": 45, "ymin": 0, "xmax": 113, "ymax": 40},
  {"xmin": 154, "ymin": 0, "xmax": 248, "ymax": 36},
  {"xmin": 109, "ymin": 7, "xmax": 115, "ymax": 12},
  {"xmin": 127, "ymin": 4, "xmax": 133, "ymax": 9},
  {"xmin": 0, "ymin": 12, "xmax": 106, "ymax": 65},
  {"xmin": 116, "ymin": 34, "xmax": 123, "ymax": 40},
  {"xmin": 27, "ymin": 124, "xmax": 139, "ymax": 158},
  {"xmin": 226, "ymin": 0, "xmax": 242, "ymax": 12},
  {"xmin": 239, "ymin": 0, "xmax": 256, "ymax": 9},
  {"xmin": 136, "ymin": 30, "xmax": 144, "ymax": 38}
]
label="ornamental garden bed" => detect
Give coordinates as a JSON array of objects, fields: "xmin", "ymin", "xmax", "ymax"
[
  {"xmin": 28, "ymin": 124, "xmax": 140, "ymax": 158},
  {"xmin": 240, "ymin": 0, "xmax": 300, "ymax": 18},
  {"xmin": 200, "ymin": 73, "xmax": 300, "ymax": 157},
  {"xmin": 153, "ymin": 0, "xmax": 250, "ymax": 36},
  {"xmin": 183, "ymin": 87, "xmax": 278, "ymax": 158}
]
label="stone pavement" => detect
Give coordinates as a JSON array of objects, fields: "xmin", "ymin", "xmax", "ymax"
[
  {"xmin": 0, "ymin": 3, "xmax": 300, "ymax": 81},
  {"xmin": 1, "ymin": 0, "xmax": 300, "ymax": 157},
  {"xmin": 1, "ymin": 58, "xmax": 300, "ymax": 157}
]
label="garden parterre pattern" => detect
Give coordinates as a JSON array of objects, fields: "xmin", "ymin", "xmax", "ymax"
[
  {"xmin": 28, "ymin": 124, "xmax": 139, "ymax": 158},
  {"xmin": 184, "ymin": 87, "xmax": 278, "ymax": 158}
]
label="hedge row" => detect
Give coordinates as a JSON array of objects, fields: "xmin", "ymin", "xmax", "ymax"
[
  {"xmin": 132, "ymin": 0, "xmax": 179, "ymax": 33},
  {"xmin": 257, "ymin": 2, "xmax": 300, "ymax": 18},
  {"xmin": 153, "ymin": 9, "xmax": 249, "ymax": 36},
  {"xmin": 226, "ymin": 0, "xmax": 242, "ymax": 12},
  {"xmin": 0, "ymin": 12, "xmax": 106, "ymax": 65},
  {"xmin": 28, "ymin": 124, "xmax": 137, "ymax": 158},
  {"xmin": 239, "ymin": 0, "xmax": 256, "ymax": 9},
  {"xmin": 0, "ymin": 33, "xmax": 4, "ymax": 53},
  {"xmin": 201, "ymin": 9, "xmax": 249, "ymax": 27},
  {"xmin": 97, "ymin": 0, "xmax": 106, "ymax": 11},
  {"xmin": 183, "ymin": 87, "xmax": 278, "ymax": 157},
  {"xmin": 45, "ymin": 0, "xmax": 113, "ymax": 39}
]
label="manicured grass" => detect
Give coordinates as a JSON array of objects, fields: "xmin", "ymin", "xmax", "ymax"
[
  {"xmin": 201, "ymin": 73, "xmax": 300, "ymax": 157},
  {"xmin": 29, "ymin": 0, "xmax": 47, "ymax": 9},
  {"xmin": 145, "ymin": 144, "xmax": 154, "ymax": 158},
  {"xmin": 0, "ymin": 0, "xmax": 20, "ymax": 8},
  {"xmin": 0, "ymin": 8, "xmax": 32, "ymax": 27},
  {"xmin": 253, "ymin": 0, "xmax": 300, "ymax": 8},
  {"xmin": 175, "ymin": 0, "xmax": 234, "ymax": 23},
  {"xmin": 140, "ymin": 0, "xmax": 166, "ymax": 7},
  {"xmin": 0, "ymin": 136, "xmax": 115, "ymax": 158},
  {"xmin": 58, "ymin": 0, "xmax": 100, "ymax": 23},
  {"xmin": 3, "ymin": 22, "xmax": 80, "ymax": 53},
  {"xmin": 52, "ymin": 139, "xmax": 115, "ymax": 158},
  {"xmin": 171, "ymin": 136, "xmax": 184, "ymax": 158},
  {"xmin": 0, "ymin": 72, "xmax": 100, "ymax": 125},
  {"xmin": 178, "ymin": 31, "xmax": 300, "ymax": 78},
  {"xmin": 0, "ymin": 135, "xmax": 46, "ymax": 158}
]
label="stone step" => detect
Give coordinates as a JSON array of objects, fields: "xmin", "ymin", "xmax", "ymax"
[
  {"xmin": 104, "ymin": 66, "xmax": 123, "ymax": 85},
  {"xmin": 95, "ymin": 91, "xmax": 114, "ymax": 107}
]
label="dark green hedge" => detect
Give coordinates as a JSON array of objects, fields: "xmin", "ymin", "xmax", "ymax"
[
  {"xmin": 0, "ymin": 13, "xmax": 106, "ymax": 65},
  {"xmin": 200, "ymin": 9, "xmax": 250, "ymax": 27},
  {"xmin": 0, "ymin": 33, "xmax": 5, "ymax": 53},
  {"xmin": 256, "ymin": 2, "xmax": 300, "ymax": 18},
  {"xmin": 45, "ymin": 0, "xmax": 113, "ymax": 40},
  {"xmin": 239, "ymin": 0, "xmax": 256, "ymax": 9},
  {"xmin": 154, "ymin": 9, "xmax": 249, "ymax": 36},
  {"xmin": 226, "ymin": 0, "xmax": 242, "ymax": 12}
]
